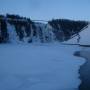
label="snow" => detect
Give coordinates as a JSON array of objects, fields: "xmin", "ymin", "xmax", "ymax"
[
  {"xmin": 65, "ymin": 24, "xmax": 90, "ymax": 45},
  {"xmin": 0, "ymin": 43, "xmax": 85, "ymax": 90},
  {"xmin": 79, "ymin": 24, "xmax": 90, "ymax": 45},
  {"xmin": 64, "ymin": 36, "xmax": 79, "ymax": 44}
]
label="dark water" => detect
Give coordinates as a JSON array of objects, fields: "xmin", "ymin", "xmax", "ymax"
[
  {"xmin": 79, "ymin": 58, "xmax": 90, "ymax": 90},
  {"xmin": 74, "ymin": 51, "xmax": 90, "ymax": 90}
]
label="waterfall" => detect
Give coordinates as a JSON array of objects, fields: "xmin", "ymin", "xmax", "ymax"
[
  {"xmin": 34, "ymin": 23, "xmax": 55, "ymax": 43},
  {"xmin": 7, "ymin": 23, "xmax": 19, "ymax": 43},
  {"xmin": 6, "ymin": 21, "xmax": 56, "ymax": 43}
]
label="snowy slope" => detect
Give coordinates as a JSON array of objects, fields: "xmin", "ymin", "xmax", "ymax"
[
  {"xmin": 65, "ymin": 24, "xmax": 90, "ymax": 45},
  {"xmin": 79, "ymin": 24, "xmax": 90, "ymax": 45},
  {"xmin": 0, "ymin": 43, "xmax": 85, "ymax": 90}
]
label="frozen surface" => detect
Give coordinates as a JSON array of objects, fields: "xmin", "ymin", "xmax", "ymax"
[{"xmin": 0, "ymin": 43, "xmax": 85, "ymax": 90}]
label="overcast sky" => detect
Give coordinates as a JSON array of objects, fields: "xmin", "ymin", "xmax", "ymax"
[{"xmin": 0, "ymin": 0, "xmax": 90, "ymax": 21}]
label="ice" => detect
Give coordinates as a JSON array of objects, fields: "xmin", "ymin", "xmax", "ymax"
[{"xmin": 0, "ymin": 43, "xmax": 85, "ymax": 90}]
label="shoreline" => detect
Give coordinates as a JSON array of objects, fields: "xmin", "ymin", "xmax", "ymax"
[{"xmin": 74, "ymin": 50, "xmax": 90, "ymax": 90}]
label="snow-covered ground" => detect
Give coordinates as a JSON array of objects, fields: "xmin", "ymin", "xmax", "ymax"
[{"xmin": 0, "ymin": 43, "xmax": 85, "ymax": 90}]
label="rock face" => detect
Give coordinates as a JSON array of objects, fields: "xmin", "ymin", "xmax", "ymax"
[{"xmin": 0, "ymin": 14, "xmax": 88, "ymax": 43}]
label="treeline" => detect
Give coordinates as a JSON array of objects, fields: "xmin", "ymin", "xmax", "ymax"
[
  {"xmin": 48, "ymin": 19, "xmax": 88, "ymax": 41},
  {"xmin": 0, "ymin": 18, "xmax": 9, "ymax": 43}
]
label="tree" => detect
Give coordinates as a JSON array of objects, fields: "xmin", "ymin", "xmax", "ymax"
[{"xmin": 0, "ymin": 19, "xmax": 9, "ymax": 42}]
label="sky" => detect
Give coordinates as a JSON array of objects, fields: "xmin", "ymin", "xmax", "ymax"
[{"xmin": 0, "ymin": 0, "xmax": 90, "ymax": 21}]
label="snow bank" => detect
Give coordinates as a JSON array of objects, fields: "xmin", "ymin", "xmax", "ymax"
[{"xmin": 0, "ymin": 44, "xmax": 85, "ymax": 90}]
